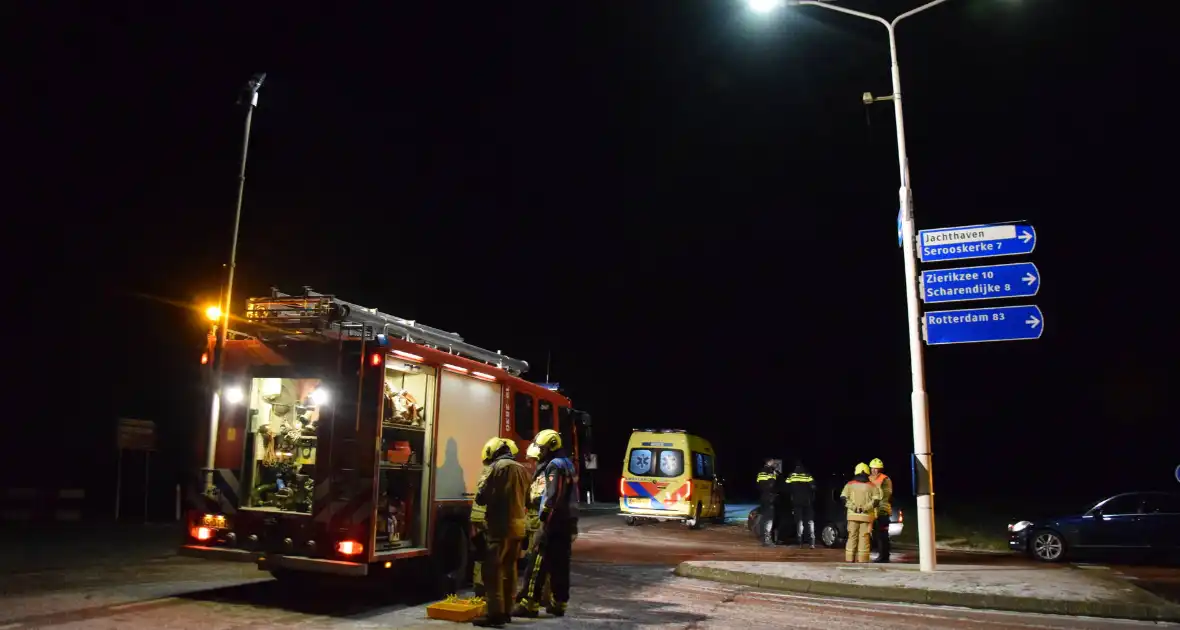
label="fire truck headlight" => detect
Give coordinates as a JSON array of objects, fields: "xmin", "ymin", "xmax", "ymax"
[
  {"xmin": 310, "ymin": 388, "xmax": 329, "ymax": 406},
  {"xmin": 224, "ymin": 386, "xmax": 245, "ymax": 404}
]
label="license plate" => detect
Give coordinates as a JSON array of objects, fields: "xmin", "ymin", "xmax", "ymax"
[{"xmin": 627, "ymin": 498, "xmax": 650, "ymax": 509}]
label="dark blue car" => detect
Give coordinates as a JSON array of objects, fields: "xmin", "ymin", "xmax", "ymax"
[{"xmin": 1009, "ymin": 491, "xmax": 1180, "ymax": 562}]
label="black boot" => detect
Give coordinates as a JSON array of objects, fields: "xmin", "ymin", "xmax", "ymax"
[{"xmin": 471, "ymin": 614, "xmax": 508, "ymax": 628}]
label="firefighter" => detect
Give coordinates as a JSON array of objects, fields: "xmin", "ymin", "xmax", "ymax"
[
  {"xmin": 840, "ymin": 463, "xmax": 882, "ymax": 563},
  {"xmin": 785, "ymin": 461, "xmax": 817, "ymax": 549},
  {"xmin": 471, "ymin": 437, "xmax": 519, "ymax": 598},
  {"xmin": 470, "ymin": 437, "xmax": 529, "ymax": 628},
  {"xmin": 515, "ymin": 429, "xmax": 579, "ymax": 618},
  {"xmin": 756, "ymin": 459, "xmax": 779, "ymax": 547},
  {"xmin": 868, "ymin": 457, "xmax": 893, "ymax": 563}
]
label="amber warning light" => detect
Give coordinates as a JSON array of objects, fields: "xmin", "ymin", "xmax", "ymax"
[{"xmin": 337, "ymin": 540, "xmax": 363, "ymax": 556}]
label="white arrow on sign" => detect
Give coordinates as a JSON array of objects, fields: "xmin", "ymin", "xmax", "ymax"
[
  {"xmin": 1025, "ymin": 314, "xmax": 1041, "ymax": 328},
  {"xmin": 1019, "ymin": 230, "xmax": 1033, "ymax": 244},
  {"xmin": 1023, "ymin": 272, "xmax": 1037, "ymax": 286}
]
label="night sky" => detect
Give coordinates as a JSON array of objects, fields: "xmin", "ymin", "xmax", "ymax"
[{"xmin": 12, "ymin": 1, "xmax": 1176, "ymax": 514}]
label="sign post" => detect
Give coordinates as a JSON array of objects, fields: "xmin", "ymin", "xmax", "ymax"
[{"xmin": 115, "ymin": 419, "xmax": 157, "ymax": 522}]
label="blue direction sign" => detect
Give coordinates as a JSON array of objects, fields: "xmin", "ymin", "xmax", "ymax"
[
  {"xmin": 921, "ymin": 262, "xmax": 1040, "ymax": 304},
  {"xmin": 924, "ymin": 305, "xmax": 1044, "ymax": 345},
  {"xmin": 918, "ymin": 223, "xmax": 1036, "ymax": 262}
]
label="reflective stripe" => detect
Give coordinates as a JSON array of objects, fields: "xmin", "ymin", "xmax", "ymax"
[{"xmin": 786, "ymin": 474, "xmax": 813, "ymax": 483}]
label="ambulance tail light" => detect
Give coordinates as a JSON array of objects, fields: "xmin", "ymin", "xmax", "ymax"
[
  {"xmin": 337, "ymin": 540, "xmax": 364, "ymax": 556},
  {"xmin": 618, "ymin": 478, "xmax": 625, "ymax": 497},
  {"xmin": 685, "ymin": 479, "xmax": 692, "ymax": 499}
]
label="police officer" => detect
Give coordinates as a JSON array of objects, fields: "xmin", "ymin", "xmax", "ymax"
[
  {"xmin": 756, "ymin": 459, "xmax": 779, "ymax": 547},
  {"xmin": 840, "ymin": 463, "xmax": 882, "ymax": 563},
  {"xmin": 515, "ymin": 429, "xmax": 579, "ymax": 618},
  {"xmin": 471, "ymin": 437, "xmax": 529, "ymax": 628},
  {"xmin": 785, "ymin": 461, "xmax": 817, "ymax": 549},
  {"xmin": 868, "ymin": 457, "xmax": 893, "ymax": 563},
  {"xmin": 471, "ymin": 437, "xmax": 519, "ymax": 598}
]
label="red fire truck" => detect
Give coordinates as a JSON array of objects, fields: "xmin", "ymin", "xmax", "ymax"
[{"xmin": 181, "ymin": 288, "xmax": 589, "ymax": 589}]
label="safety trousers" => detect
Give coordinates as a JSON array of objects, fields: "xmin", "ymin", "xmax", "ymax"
[
  {"xmin": 519, "ymin": 525, "xmax": 572, "ymax": 607},
  {"xmin": 482, "ymin": 537, "xmax": 523, "ymax": 618},
  {"xmin": 873, "ymin": 512, "xmax": 891, "ymax": 561},
  {"xmin": 845, "ymin": 520, "xmax": 872, "ymax": 562},
  {"xmin": 471, "ymin": 528, "xmax": 488, "ymax": 597}
]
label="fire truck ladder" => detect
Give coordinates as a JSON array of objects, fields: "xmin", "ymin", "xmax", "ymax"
[{"xmin": 244, "ymin": 287, "xmax": 529, "ymax": 376}]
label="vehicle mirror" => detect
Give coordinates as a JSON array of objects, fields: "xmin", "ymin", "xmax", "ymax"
[{"xmin": 574, "ymin": 411, "xmax": 592, "ymax": 427}]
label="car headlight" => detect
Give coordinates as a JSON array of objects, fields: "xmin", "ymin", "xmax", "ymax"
[{"xmin": 1009, "ymin": 520, "xmax": 1032, "ymax": 533}]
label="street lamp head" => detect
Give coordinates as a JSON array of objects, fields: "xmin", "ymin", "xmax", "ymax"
[
  {"xmin": 205, "ymin": 305, "xmax": 223, "ymax": 322},
  {"xmin": 237, "ymin": 72, "xmax": 267, "ymax": 106},
  {"xmin": 249, "ymin": 72, "xmax": 267, "ymax": 92}
]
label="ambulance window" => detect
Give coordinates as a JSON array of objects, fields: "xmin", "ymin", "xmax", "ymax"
[
  {"xmin": 514, "ymin": 392, "xmax": 535, "ymax": 440},
  {"xmin": 628, "ymin": 450, "xmax": 654, "ymax": 476},
  {"xmin": 692, "ymin": 452, "xmax": 714, "ymax": 479}
]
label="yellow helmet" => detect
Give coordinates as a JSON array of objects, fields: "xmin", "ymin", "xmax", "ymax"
[
  {"xmin": 526, "ymin": 429, "xmax": 562, "ymax": 459},
  {"xmin": 481, "ymin": 437, "xmax": 518, "ymax": 463},
  {"xmin": 869, "ymin": 458, "xmax": 884, "ymax": 469},
  {"xmin": 854, "ymin": 462, "xmax": 870, "ymax": 476}
]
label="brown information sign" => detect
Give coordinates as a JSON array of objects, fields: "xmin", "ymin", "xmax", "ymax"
[{"xmin": 117, "ymin": 418, "xmax": 157, "ymax": 451}]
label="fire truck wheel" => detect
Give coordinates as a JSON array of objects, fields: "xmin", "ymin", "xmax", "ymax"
[{"xmin": 430, "ymin": 521, "xmax": 469, "ymax": 595}]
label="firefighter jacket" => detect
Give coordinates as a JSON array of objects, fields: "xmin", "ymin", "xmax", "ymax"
[
  {"xmin": 785, "ymin": 468, "xmax": 816, "ymax": 508},
  {"xmin": 471, "ymin": 463, "xmax": 493, "ymax": 528},
  {"xmin": 869, "ymin": 472, "xmax": 893, "ymax": 515},
  {"xmin": 536, "ymin": 451, "xmax": 579, "ymax": 528},
  {"xmin": 474, "ymin": 452, "xmax": 530, "ymax": 539},
  {"xmin": 840, "ymin": 474, "xmax": 882, "ymax": 523},
  {"xmin": 756, "ymin": 466, "xmax": 779, "ymax": 508}
]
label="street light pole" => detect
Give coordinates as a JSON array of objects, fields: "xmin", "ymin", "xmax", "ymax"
[
  {"xmin": 793, "ymin": 0, "xmax": 950, "ymax": 572},
  {"xmin": 205, "ymin": 73, "xmax": 266, "ymax": 486}
]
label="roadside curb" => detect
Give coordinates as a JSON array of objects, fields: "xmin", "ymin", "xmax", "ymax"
[{"xmin": 674, "ymin": 563, "xmax": 1180, "ymax": 622}]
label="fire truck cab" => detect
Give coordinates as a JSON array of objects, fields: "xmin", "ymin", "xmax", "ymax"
[{"xmin": 182, "ymin": 288, "xmax": 588, "ymax": 590}]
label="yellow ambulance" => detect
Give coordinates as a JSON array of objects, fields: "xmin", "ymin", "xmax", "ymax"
[{"xmin": 618, "ymin": 429, "xmax": 725, "ymax": 528}]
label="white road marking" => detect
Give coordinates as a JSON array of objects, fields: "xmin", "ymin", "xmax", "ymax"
[
  {"xmin": 107, "ymin": 597, "xmax": 179, "ymax": 611},
  {"xmin": 740, "ymin": 589, "xmax": 1175, "ymax": 627},
  {"xmin": 0, "ymin": 623, "xmax": 25, "ymax": 630}
]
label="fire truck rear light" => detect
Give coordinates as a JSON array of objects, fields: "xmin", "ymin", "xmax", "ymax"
[
  {"xmin": 370, "ymin": 353, "xmax": 382, "ymax": 366},
  {"xmin": 443, "ymin": 364, "xmax": 468, "ymax": 373},
  {"xmin": 337, "ymin": 540, "xmax": 363, "ymax": 556},
  {"xmin": 200, "ymin": 352, "xmax": 209, "ymax": 365},
  {"xmin": 472, "ymin": 371, "xmax": 496, "ymax": 382},
  {"xmin": 191, "ymin": 526, "xmax": 213, "ymax": 542},
  {"xmin": 393, "ymin": 350, "xmax": 423, "ymax": 362}
]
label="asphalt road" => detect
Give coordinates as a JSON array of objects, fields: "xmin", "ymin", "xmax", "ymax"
[{"xmin": 0, "ymin": 513, "xmax": 1175, "ymax": 629}]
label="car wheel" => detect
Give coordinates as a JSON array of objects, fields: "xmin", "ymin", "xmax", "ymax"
[
  {"xmin": 713, "ymin": 500, "xmax": 727, "ymax": 524},
  {"xmin": 625, "ymin": 515, "xmax": 639, "ymax": 526},
  {"xmin": 686, "ymin": 502, "xmax": 704, "ymax": 530},
  {"xmin": 1031, "ymin": 530, "xmax": 1067, "ymax": 562},
  {"xmin": 820, "ymin": 523, "xmax": 840, "ymax": 548}
]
